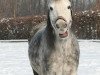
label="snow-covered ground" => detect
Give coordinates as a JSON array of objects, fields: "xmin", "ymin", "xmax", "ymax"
[{"xmin": 0, "ymin": 40, "xmax": 100, "ymax": 75}]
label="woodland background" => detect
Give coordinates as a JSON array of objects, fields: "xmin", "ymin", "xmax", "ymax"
[{"xmin": 0, "ymin": 0, "xmax": 100, "ymax": 39}]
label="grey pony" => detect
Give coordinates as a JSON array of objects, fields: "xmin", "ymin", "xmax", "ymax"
[{"xmin": 28, "ymin": 0, "xmax": 80, "ymax": 75}]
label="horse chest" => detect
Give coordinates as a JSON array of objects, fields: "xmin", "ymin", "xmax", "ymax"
[
  {"xmin": 48, "ymin": 42, "xmax": 73, "ymax": 70},
  {"xmin": 52, "ymin": 45, "xmax": 71, "ymax": 61},
  {"xmin": 45, "ymin": 42, "xmax": 76, "ymax": 75}
]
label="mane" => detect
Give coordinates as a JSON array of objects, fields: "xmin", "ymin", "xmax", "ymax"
[{"xmin": 45, "ymin": 11, "xmax": 55, "ymax": 49}]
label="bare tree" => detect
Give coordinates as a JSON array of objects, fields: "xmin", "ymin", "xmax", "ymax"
[{"xmin": 95, "ymin": 0, "xmax": 100, "ymax": 10}]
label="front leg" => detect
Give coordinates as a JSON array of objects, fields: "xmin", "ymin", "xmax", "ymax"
[{"xmin": 71, "ymin": 69, "xmax": 77, "ymax": 75}]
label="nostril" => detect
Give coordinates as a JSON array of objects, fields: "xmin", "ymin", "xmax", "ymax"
[
  {"xmin": 63, "ymin": 23, "xmax": 67, "ymax": 28},
  {"xmin": 56, "ymin": 24, "xmax": 60, "ymax": 29}
]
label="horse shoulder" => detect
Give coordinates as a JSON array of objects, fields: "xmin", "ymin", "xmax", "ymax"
[{"xmin": 28, "ymin": 21, "xmax": 46, "ymax": 42}]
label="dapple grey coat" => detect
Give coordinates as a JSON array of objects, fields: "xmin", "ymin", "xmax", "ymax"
[{"xmin": 28, "ymin": 14, "xmax": 80, "ymax": 75}]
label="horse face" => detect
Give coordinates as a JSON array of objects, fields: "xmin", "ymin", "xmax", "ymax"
[{"xmin": 48, "ymin": 0, "xmax": 72, "ymax": 39}]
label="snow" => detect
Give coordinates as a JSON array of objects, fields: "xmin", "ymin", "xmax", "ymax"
[
  {"xmin": 0, "ymin": 41, "xmax": 32, "ymax": 75},
  {"xmin": 78, "ymin": 40, "xmax": 100, "ymax": 75},
  {"xmin": 0, "ymin": 18, "xmax": 12, "ymax": 23},
  {"xmin": 91, "ymin": 10, "xmax": 95, "ymax": 14},
  {"xmin": 98, "ymin": 13, "xmax": 100, "ymax": 16},
  {"xmin": 0, "ymin": 40, "xmax": 100, "ymax": 75}
]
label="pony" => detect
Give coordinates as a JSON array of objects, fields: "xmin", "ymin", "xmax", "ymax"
[{"xmin": 28, "ymin": 0, "xmax": 80, "ymax": 75}]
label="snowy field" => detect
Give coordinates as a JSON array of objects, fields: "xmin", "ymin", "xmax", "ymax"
[{"xmin": 0, "ymin": 40, "xmax": 100, "ymax": 75}]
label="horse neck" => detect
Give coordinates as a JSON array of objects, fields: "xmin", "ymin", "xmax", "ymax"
[{"xmin": 45, "ymin": 13, "xmax": 56, "ymax": 49}]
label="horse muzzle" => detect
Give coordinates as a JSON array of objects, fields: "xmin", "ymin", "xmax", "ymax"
[
  {"xmin": 55, "ymin": 16, "xmax": 71, "ymax": 38},
  {"xmin": 55, "ymin": 17, "xmax": 67, "ymax": 29}
]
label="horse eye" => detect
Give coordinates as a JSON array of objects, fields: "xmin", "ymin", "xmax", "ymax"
[
  {"xmin": 68, "ymin": 6, "xmax": 71, "ymax": 9},
  {"xmin": 50, "ymin": 7, "xmax": 53, "ymax": 11}
]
